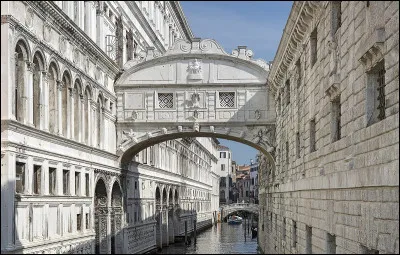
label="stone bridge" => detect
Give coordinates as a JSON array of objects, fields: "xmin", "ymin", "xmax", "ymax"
[
  {"xmin": 220, "ymin": 203, "xmax": 259, "ymax": 221},
  {"xmin": 114, "ymin": 38, "xmax": 277, "ymax": 168}
]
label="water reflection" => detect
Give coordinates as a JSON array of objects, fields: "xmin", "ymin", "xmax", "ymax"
[{"xmin": 157, "ymin": 223, "xmax": 258, "ymax": 254}]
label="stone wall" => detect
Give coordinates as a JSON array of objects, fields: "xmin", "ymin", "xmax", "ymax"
[{"xmin": 259, "ymin": 1, "xmax": 399, "ymax": 254}]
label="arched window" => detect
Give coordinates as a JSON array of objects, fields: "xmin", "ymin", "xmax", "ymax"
[
  {"xmin": 32, "ymin": 52, "xmax": 46, "ymax": 129},
  {"xmin": 14, "ymin": 41, "xmax": 29, "ymax": 123},
  {"xmin": 61, "ymin": 71, "xmax": 71, "ymax": 137},
  {"xmin": 48, "ymin": 62, "xmax": 59, "ymax": 134},
  {"xmin": 84, "ymin": 87, "xmax": 91, "ymax": 145},
  {"xmin": 74, "ymin": 80, "xmax": 81, "ymax": 141},
  {"xmin": 96, "ymin": 95, "xmax": 103, "ymax": 148}
]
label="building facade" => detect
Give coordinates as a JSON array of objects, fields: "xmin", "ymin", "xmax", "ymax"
[
  {"xmin": 217, "ymin": 145, "xmax": 232, "ymax": 205},
  {"xmin": 249, "ymin": 159, "xmax": 259, "ymax": 204},
  {"xmin": 258, "ymin": 1, "xmax": 399, "ymax": 254},
  {"xmin": 1, "ymin": 1, "xmax": 221, "ymax": 254}
]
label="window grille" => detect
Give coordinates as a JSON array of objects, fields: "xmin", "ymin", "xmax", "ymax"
[
  {"xmin": 332, "ymin": 96, "xmax": 341, "ymax": 142},
  {"xmin": 377, "ymin": 68, "xmax": 386, "ymax": 120},
  {"xmin": 158, "ymin": 93, "xmax": 173, "ymax": 108},
  {"xmin": 219, "ymin": 92, "xmax": 235, "ymax": 107},
  {"xmin": 310, "ymin": 28, "xmax": 318, "ymax": 67}
]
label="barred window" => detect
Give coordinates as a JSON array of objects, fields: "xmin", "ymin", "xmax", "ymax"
[
  {"xmin": 77, "ymin": 213, "xmax": 82, "ymax": 231},
  {"xmin": 377, "ymin": 68, "xmax": 386, "ymax": 121},
  {"xmin": 310, "ymin": 27, "xmax": 318, "ymax": 67},
  {"xmin": 332, "ymin": 2, "xmax": 342, "ymax": 35},
  {"xmin": 310, "ymin": 119, "xmax": 316, "ymax": 153},
  {"xmin": 296, "ymin": 132, "xmax": 300, "ymax": 159},
  {"xmin": 366, "ymin": 60, "xmax": 386, "ymax": 126},
  {"xmin": 285, "ymin": 79, "xmax": 290, "ymax": 105},
  {"xmin": 331, "ymin": 95, "xmax": 341, "ymax": 142},
  {"xmin": 296, "ymin": 59, "xmax": 301, "ymax": 88},
  {"xmin": 15, "ymin": 162, "xmax": 25, "ymax": 194},
  {"xmin": 219, "ymin": 92, "xmax": 235, "ymax": 108},
  {"xmin": 158, "ymin": 93, "xmax": 173, "ymax": 108}
]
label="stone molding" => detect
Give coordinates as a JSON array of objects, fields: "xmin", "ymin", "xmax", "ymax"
[
  {"xmin": 268, "ymin": 1, "xmax": 321, "ymax": 94},
  {"xmin": 1, "ymin": 120, "xmax": 119, "ymax": 164},
  {"xmin": 123, "ymin": 38, "xmax": 270, "ymax": 72},
  {"xmin": 28, "ymin": 1, "xmax": 119, "ymax": 75},
  {"xmin": 356, "ymin": 27, "xmax": 385, "ymax": 72}
]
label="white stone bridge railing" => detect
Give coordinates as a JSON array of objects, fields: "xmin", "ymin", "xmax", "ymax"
[{"xmin": 220, "ymin": 203, "xmax": 259, "ymax": 219}]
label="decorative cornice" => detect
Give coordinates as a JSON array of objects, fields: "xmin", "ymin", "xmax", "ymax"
[
  {"xmin": 1, "ymin": 119, "xmax": 119, "ymax": 163},
  {"xmin": 28, "ymin": 1, "xmax": 120, "ymax": 75},
  {"xmin": 127, "ymin": 2, "xmax": 167, "ymax": 54},
  {"xmin": 169, "ymin": 1, "xmax": 194, "ymax": 41},
  {"xmin": 268, "ymin": 1, "xmax": 321, "ymax": 96}
]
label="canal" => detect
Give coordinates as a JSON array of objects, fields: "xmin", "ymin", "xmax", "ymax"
[{"xmin": 156, "ymin": 222, "xmax": 258, "ymax": 254}]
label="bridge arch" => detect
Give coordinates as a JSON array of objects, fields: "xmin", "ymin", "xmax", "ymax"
[{"xmin": 115, "ymin": 38, "xmax": 277, "ymax": 169}]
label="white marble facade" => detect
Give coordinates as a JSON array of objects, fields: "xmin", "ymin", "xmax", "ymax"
[{"xmin": 1, "ymin": 1, "xmax": 220, "ymax": 254}]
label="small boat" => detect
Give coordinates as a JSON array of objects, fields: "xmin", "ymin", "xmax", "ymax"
[
  {"xmin": 228, "ymin": 215, "xmax": 243, "ymax": 225},
  {"xmin": 251, "ymin": 227, "xmax": 258, "ymax": 239}
]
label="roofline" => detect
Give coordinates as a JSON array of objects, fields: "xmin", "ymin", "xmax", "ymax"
[{"xmin": 170, "ymin": 1, "xmax": 194, "ymax": 41}]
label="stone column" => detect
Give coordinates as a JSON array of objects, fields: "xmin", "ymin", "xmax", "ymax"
[
  {"xmin": 42, "ymin": 71, "xmax": 49, "ymax": 131},
  {"xmin": 78, "ymin": 1, "xmax": 85, "ymax": 30},
  {"xmin": 42, "ymin": 160, "xmax": 49, "ymax": 195},
  {"xmin": 91, "ymin": 2, "xmax": 97, "ymax": 41},
  {"xmin": 0, "ymin": 152, "xmax": 16, "ymax": 249},
  {"xmin": 84, "ymin": 1, "xmax": 91, "ymax": 36},
  {"xmin": 78, "ymin": 94, "xmax": 83, "ymax": 142},
  {"xmin": 69, "ymin": 88, "xmax": 75, "ymax": 140},
  {"xmin": 25, "ymin": 61, "xmax": 35, "ymax": 126},
  {"xmin": 91, "ymin": 101, "xmax": 97, "ymax": 147},
  {"xmin": 56, "ymin": 81, "xmax": 64, "ymax": 136},
  {"xmin": 26, "ymin": 156, "xmax": 33, "ymax": 195},
  {"xmin": 81, "ymin": 94, "xmax": 85, "ymax": 144},
  {"xmin": 96, "ymin": 5, "xmax": 105, "ymax": 51},
  {"xmin": 100, "ymin": 107, "xmax": 104, "ymax": 149},
  {"xmin": 87, "ymin": 100, "xmax": 92, "ymax": 146}
]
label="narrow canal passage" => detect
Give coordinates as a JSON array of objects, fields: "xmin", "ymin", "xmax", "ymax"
[{"xmin": 156, "ymin": 222, "xmax": 258, "ymax": 254}]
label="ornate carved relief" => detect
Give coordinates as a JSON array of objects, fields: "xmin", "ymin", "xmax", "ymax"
[
  {"xmin": 251, "ymin": 126, "xmax": 276, "ymax": 151},
  {"xmin": 131, "ymin": 110, "xmax": 138, "ymax": 120},
  {"xmin": 84, "ymin": 56, "xmax": 90, "ymax": 73},
  {"xmin": 187, "ymin": 59, "xmax": 202, "ymax": 80},
  {"xmin": 43, "ymin": 22, "xmax": 52, "ymax": 42},
  {"xmin": 119, "ymin": 129, "xmax": 137, "ymax": 148},
  {"xmin": 59, "ymin": 36, "xmax": 67, "ymax": 53},
  {"xmin": 25, "ymin": 7, "xmax": 34, "ymax": 28}
]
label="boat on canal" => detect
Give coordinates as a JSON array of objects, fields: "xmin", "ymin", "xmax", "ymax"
[{"xmin": 227, "ymin": 215, "xmax": 243, "ymax": 225}]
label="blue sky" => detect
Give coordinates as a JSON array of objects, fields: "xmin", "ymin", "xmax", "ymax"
[{"xmin": 181, "ymin": 1, "xmax": 292, "ymax": 165}]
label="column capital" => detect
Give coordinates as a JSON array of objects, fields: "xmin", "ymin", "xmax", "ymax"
[
  {"xmin": 69, "ymin": 87, "xmax": 75, "ymax": 98},
  {"xmin": 41, "ymin": 70, "xmax": 48, "ymax": 81},
  {"xmin": 56, "ymin": 80, "xmax": 65, "ymax": 91},
  {"xmin": 79, "ymin": 94, "xmax": 85, "ymax": 101},
  {"xmin": 25, "ymin": 61, "xmax": 35, "ymax": 72}
]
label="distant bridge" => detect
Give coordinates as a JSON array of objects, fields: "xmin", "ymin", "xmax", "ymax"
[{"xmin": 219, "ymin": 203, "xmax": 259, "ymax": 221}]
